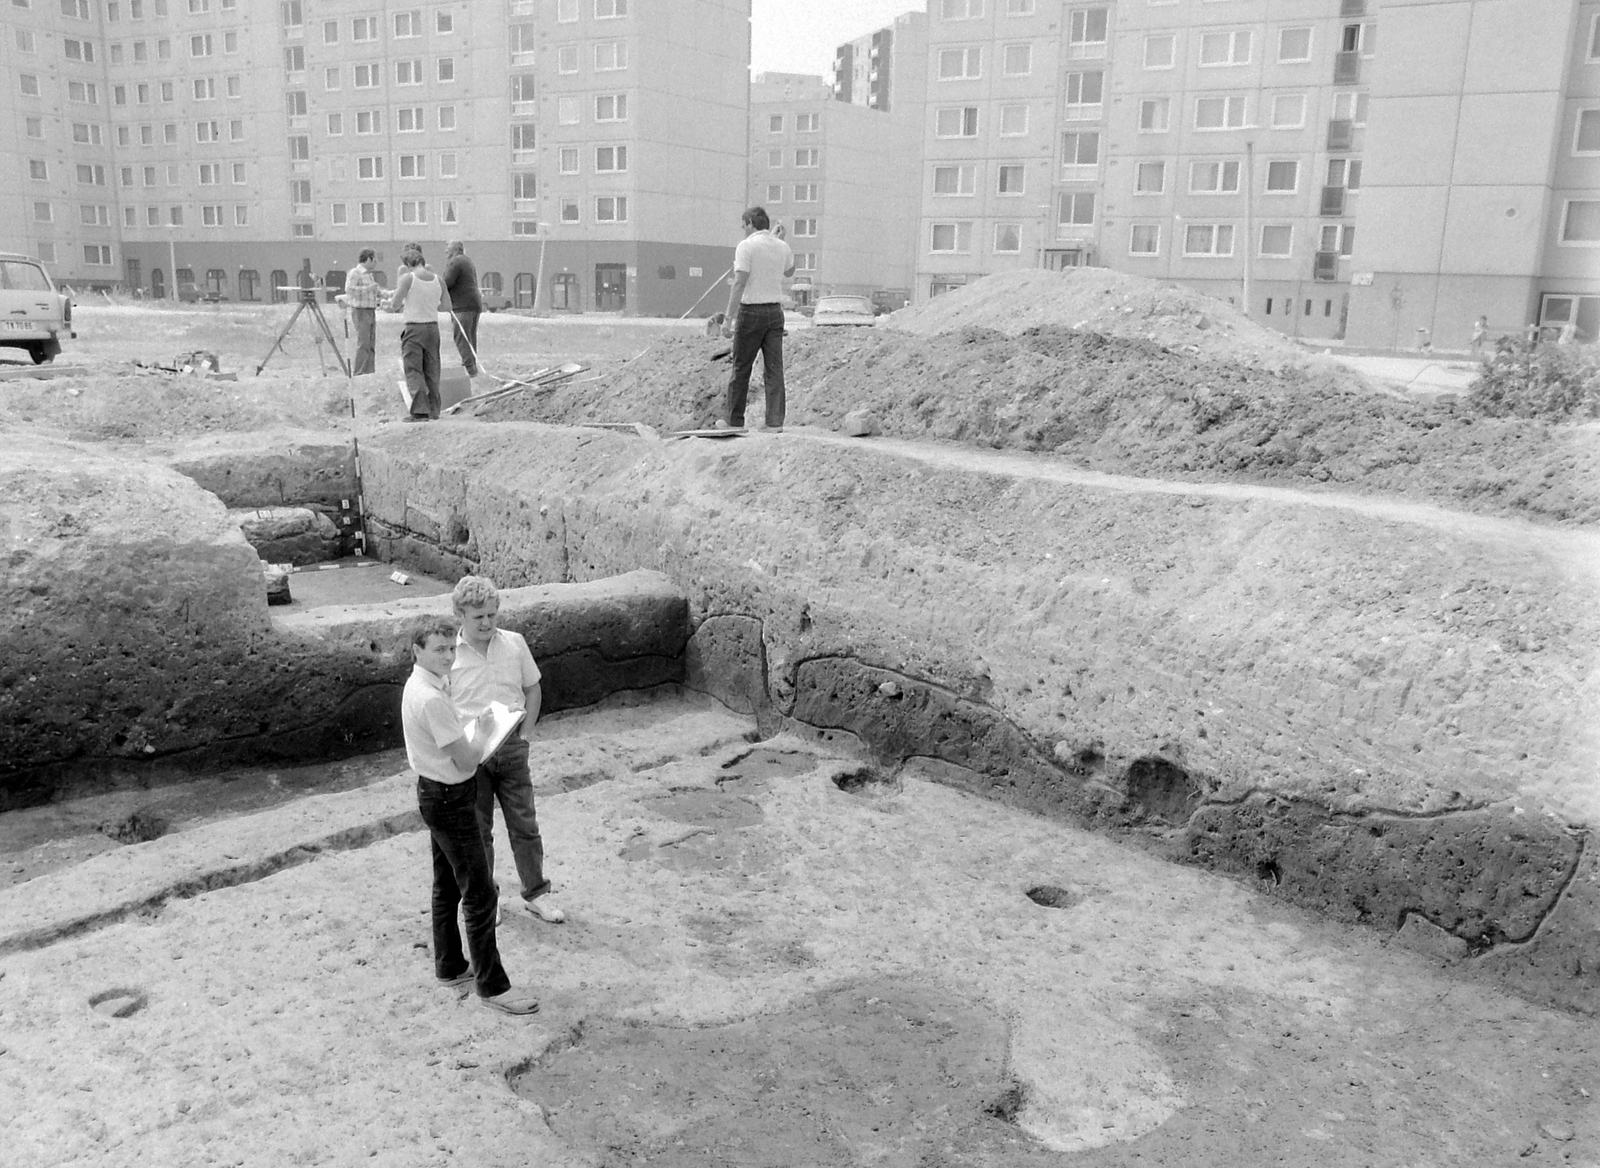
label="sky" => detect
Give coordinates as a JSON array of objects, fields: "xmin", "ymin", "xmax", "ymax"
[{"xmin": 750, "ymin": 0, "xmax": 927, "ymax": 79}]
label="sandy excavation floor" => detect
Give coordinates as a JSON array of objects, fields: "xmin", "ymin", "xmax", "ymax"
[{"xmin": 2, "ymin": 693, "xmax": 1598, "ymax": 1168}]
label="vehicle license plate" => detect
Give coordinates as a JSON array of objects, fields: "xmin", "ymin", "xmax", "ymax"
[{"xmin": 3, "ymin": 320, "xmax": 40, "ymax": 331}]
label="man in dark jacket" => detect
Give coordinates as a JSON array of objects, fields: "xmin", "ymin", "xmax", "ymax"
[{"xmin": 442, "ymin": 240, "xmax": 484, "ymax": 377}]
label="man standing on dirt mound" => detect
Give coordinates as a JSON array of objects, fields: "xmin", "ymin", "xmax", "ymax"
[
  {"xmin": 720, "ymin": 207, "xmax": 794, "ymax": 431},
  {"xmin": 450, "ymin": 575, "xmax": 567, "ymax": 926},
  {"xmin": 442, "ymin": 240, "xmax": 483, "ymax": 378},
  {"xmin": 387, "ymin": 244, "xmax": 445, "ymax": 421},
  {"xmin": 338, "ymin": 248, "xmax": 381, "ymax": 376}
]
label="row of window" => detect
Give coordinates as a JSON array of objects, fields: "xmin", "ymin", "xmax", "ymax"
[
  {"xmin": 761, "ymin": 184, "xmax": 821, "ymax": 204},
  {"xmin": 927, "ymin": 89, "xmax": 1369, "ymax": 140},
  {"xmin": 321, "ymin": 107, "xmax": 458, "ymax": 135},
  {"xmin": 1140, "ymin": 25, "xmax": 1373, "ymax": 71},
  {"xmin": 767, "ymin": 149, "xmax": 821, "ymax": 169},
  {"xmin": 290, "ymin": 57, "xmax": 457, "ymax": 92},
  {"xmin": 766, "ymin": 113, "xmax": 820, "ymax": 134},
  {"xmin": 924, "ymin": 218, "xmax": 1355, "ymax": 259},
  {"xmin": 41, "ymin": 0, "xmax": 239, "ymax": 19},
  {"xmin": 317, "ymin": 9, "xmax": 456, "ymax": 43},
  {"xmin": 926, "ymin": 155, "xmax": 1361, "ymax": 199}
]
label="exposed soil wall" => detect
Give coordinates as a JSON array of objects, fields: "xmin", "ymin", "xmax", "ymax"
[{"xmin": 357, "ymin": 422, "xmax": 1600, "ymax": 1010}]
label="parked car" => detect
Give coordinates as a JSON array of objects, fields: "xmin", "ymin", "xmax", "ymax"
[
  {"xmin": 811, "ymin": 295, "xmax": 877, "ymax": 328},
  {"xmin": 0, "ymin": 252, "xmax": 74, "ymax": 364},
  {"xmin": 175, "ymin": 281, "xmax": 201, "ymax": 303},
  {"xmin": 479, "ymin": 285, "xmax": 514, "ymax": 312}
]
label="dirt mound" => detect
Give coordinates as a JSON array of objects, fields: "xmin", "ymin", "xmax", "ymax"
[
  {"xmin": 487, "ymin": 327, "xmax": 1600, "ymax": 527},
  {"xmin": 881, "ymin": 268, "xmax": 1315, "ymax": 371}
]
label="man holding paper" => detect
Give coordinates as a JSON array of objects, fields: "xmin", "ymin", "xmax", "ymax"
[{"xmin": 450, "ymin": 576, "xmax": 567, "ymax": 924}]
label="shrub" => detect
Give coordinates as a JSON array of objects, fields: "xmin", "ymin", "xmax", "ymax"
[{"xmin": 1468, "ymin": 336, "xmax": 1600, "ymax": 420}]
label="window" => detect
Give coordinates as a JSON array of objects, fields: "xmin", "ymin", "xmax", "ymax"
[
  {"xmin": 560, "ymin": 199, "xmax": 580, "ymax": 223},
  {"xmin": 436, "ymin": 10, "xmax": 452, "ymax": 33},
  {"xmin": 1063, "ymin": 71, "xmax": 1103, "ymax": 117},
  {"xmin": 68, "ymin": 81, "xmax": 101, "ymax": 104},
  {"xmin": 117, "ymin": 125, "xmax": 130, "ymax": 145},
  {"xmin": 360, "ymin": 201, "xmax": 385, "ymax": 225},
  {"xmin": 394, "ymin": 9, "xmax": 420, "ymax": 36},
  {"xmin": 29, "ymin": 159, "xmax": 48, "ymax": 180},
  {"xmin": 797, "ymin": 112, "xmax": 819, "ymax": 133},
  {"xmin": 1061, "ymin": 130, "xmax": 1098, "ymax": 170},
  {"xmin": 1002, "ymin": 43, "xmax": 1032, "ymax": 75},
  {"xmin": 440, "ymin": 199, "xmax": 458, "ymax": 224},
  {"xmin": 80, "ymin": 204, "xmax": 110, "ymax": 225},
  {"xmin": 556, "ymin": 43, "xmax": 579, "ymax": 73},
  {"xmin": 26, "ymin": 116, "xmax": 42, "ymax": 138},
  {"xmin": 795, "ymin": 148, "xmax": 819, "ymax": 168},
  {"xmin": 437, "ymin": 152, "xmax": 456, "ymax": 177},
  {"xmin": 397, "ymin": 107, "xmax": 424, "ymax": 132},
  {"xmin": 396, "ymin": 59, "xmax": 422, "ymax": 85},
  {"xmin": 767, "ymin": 148, "xmax": 785, "ymax": 167},
  {"xmin": 1139, "ymin": 98, "xmax": 1171, "ymax": 132},
  {"xmin": 75, "ymin": 163, "xmax": 105, "ymax": 184},
  {"xmin": 328, "ymin": 202, "xmax": 349, "ymax": 227},
  {"xmin": 1184, "ymin": 223, "xmax": 1235, "ymax": 255},
  {"xmin": 201, "ymin": 204, "xmax": 224, "ymax": 227},
  {"xmin": 595, "ymin": 93, "xmax": 627, "ymax": 121},
  {"xmin": 939, "ymin": 46, "xmax": 982, "ymax": 79},
  {"xmin": 557, "ymin": 95, "xmax": 580, "ymax": 123},
  {"xmin": 941, "ymin": 0, "xmax": 981, "ymax": 17},
  {"xmin": 1195, "ymin": 95, "xmax": 1246, "ymax": 130},
  {"xmin": 1271, "ymin": 94, "xmax": 1306, "ymax": 128},
  {"xmin": 164, "ymin": 123, "xmax": 178, "ymax": 143},
  {"xmin": 984, "ymin": 223, "xmax": 1017, "ymax": 253},
  {"xmin": 289, "ymin": 178, "xmax": 311, "ymax": 206},
  {"xmin": 321, "ymin": 18, "xmax": 339, "ymax": 44},
  {"xmin": 146, "ymin": 205, "xmax": 160, "ymax": 225},
  {"xmin": 224, "ymin": 31, "xmax": 239, "ymax": 54},
  {"xmin": 226, "ymin": 75, "xmax": 241, "ymax": 97},
  {"xmin": 1059, "ymin": 191, "xmax": 1095, "ymax": 225},
  {"xmin": 1190, "ymin": 159, "xmax": 1241, "ymax": 193},
  {"xmin": 935, "ymin": 106, "xmax": 979, "ymax": 137},
  {"xmin": 157, "ymin": 38, "xmax": 170, "ymax": 61},
  {"xmin": 124, "ymin": 206, "xmax": 136, "ymax": 228},
  {"xmin": 1134, "ymin": 160, "xmax": 1165, "ymax": 194},
  {"xmin": 932, "ymin": 164, "xmax": 976, "ymax": 195},
  {"xmin": 281, "ymin": 0, "xmax": 302, "ymax": 30},
  {"xmin": 792, "ymin": 253, "xmax": 816, "ymax": 272},
  {"xmin": 930, "ymin": 222, "xmax": 973, "ymax": 252},
  {"xmin": 357, "ymin": 155, "xmax": 384, "ymax": 179},
  {"xmin": 16, "ymin": 28, "xmax": 35, "ymax": 52},
  {"xmin": 1278, "ymin": 27, "xmax": 1312, "ymax": 62},
  {"xmin": 793, "ymin": 183, "xmax": 818, "ymax": 201},
  {"xmin": 65, "ymin": 37, "xmax": 95, "ymax": 61},
  {"xmin": 1265, "ymin": 160, "xmax": 1298, "ymax": 192},
  {"xmin": 791, "ymin": 218, "xmax": 816, "ymax": 237},
  {"xmin": 400, "ymin": 199, "xmax": 427, "ymax": 224},
  {"xmin": 325, "ymin": 112, "xmax": 344, "ymax": 135},
  {"xmin": 72, "ymin": 122, "xmax": 101, "ymax": 144},
  {"xmin": 398, "ymin": 153, "xmax": 424, "ymax": 179},
  {"xmin": 437, "ymin": 57, "xmax": 454, "ymax": 82},
  {"xmin": 768, "ymin": 114, "xmax": 784, "ymax": 133},
  {"xmin": 1200, "ymin": 30, "xmax": 1251, "ymax": 66},
  {"xmin": 1574, "ymin": 109, "xmax": 1600, "ymax": 154},
  {"xmin": 1068, "ymin": 7, "xmax": 1107, "ymax": 51},
  {"xmin": 1129, "ymin": 224, "xmax": 1160, "ymax": 255},
  {"xmin": 133, "ymin": 40, "xmax": 147, "ymax": 62},
  {"xmin": 438, "ymin": 105, "xmax": 456, "ymax": 130},
  {"xmin": 231, "ymin": 205, "xmax": 246, "ymax": 227},
  {"xmin": 1144, "ymin": 34, "xmax": 1174, "ymax": 68},
  {"xmin": 1332, "ymin": 90, "xmax": 1369, "ymax": 125},
  {"xmin": 194, "ymin": 78, "xmax": 217, "ymax": 101},
  {"xmin": 286, "ymin": 91, "xmax": 307, "ymax": 118},
  {"xmin": 189, "ymin": 0, "xmax": 210, "ymax": 11},
  {"xmin": 595, "ymin": 195, "xmax": 628, "ymax": 221},
  {"xmin": 33, "ymin": 201, "xmax": 52, "ymax": 222},
  {"xmin": 1560, "ymin": 200, "xmax": 1600, "ymax": 244},
  {"xmin": 1259, "ymin": 224, "xmax": 1293, "ymax": 256},
  {"xmin": 511, "ymin": 172, "xmax": 537, "ymax": 202},
  {"xmin": 352, "ymin": 16, "xmax": 376, "ymax": 41},
  {"xmin": 595, "ymin": 41, "xmax": 627, "ymax": 70},
  {"xmin": 997, "ymin": 164, "xmax": 1025, "ymax": 194},
  {"xmin": 160, "ymin": 81, "xmax": 173, "ymax": 102},
  {"xmin": 1320, "ymin": 223, "xmax": 1355, "ymax": 255},
  {"xmin": 595, "ymin": 144, "xmax": 627, "ymax": 171},
  {"xmin": 85, "ymin": 245, "xmax": 113, "ymax": 266},
  {"xmin": 1341, "ymin": 22, "xmax": 1375, "ymax": 56},
  {"xmin": 354, "ymin": 64, "xmax": 379, "ymax": 89},
  {"xmin": 1590, "ymin": 12, "xmax": 1600, "ymax": 60},
  {"xmin": 1007, "ymin": 0, "xmax": 1034, "ymax": 12},
  {"xmin": 169, "ymin": 206, "xmax": 184, "ymax": 226},
  {"xmin": 232, "ymin": 162, "xmax": 246, "ymax": 183},
  {"xmin": 595, "ymin": 0, "xmax": 627, "ymax": 15},
  {"xmin": 37, "ymin": 244, "xmax": 55, "ymax": 265},
  {"xmin": 557, "ymin": 0, "xmax": 577, "ymax": 21},
  {"xmin": 766, "ymin": 184, "xmax": 783, "ymax": 202},
  {"xmin": 559, "ymin": 146, "xmax": 579, "ymax": 174},
  {"xmin": 999, "ymin": 104, "xmax": 1028, "ymax": 136}
]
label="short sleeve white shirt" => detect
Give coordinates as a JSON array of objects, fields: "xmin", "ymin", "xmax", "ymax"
[
  {"xmin": 451, "ymin": 628, "xmax": 541, "ymax": 718},
  {"xmin": 733, "ymin": 230, "xmax": 793, "ymax": 306},
  {"xmin": 401, "ymin": 665, "xmax": 474, "ymax": 784}
]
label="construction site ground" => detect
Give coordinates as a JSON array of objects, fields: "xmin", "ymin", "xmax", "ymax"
[{"xmin": 2, "ymin": 283, "xmax": 1597, "ymax": 1166}]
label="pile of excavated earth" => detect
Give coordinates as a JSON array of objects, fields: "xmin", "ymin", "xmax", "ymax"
[{"xmin": 3, "ymin": 271, "xmax": 1599, "ymax": 1165}]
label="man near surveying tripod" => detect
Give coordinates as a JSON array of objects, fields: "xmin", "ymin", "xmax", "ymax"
[
  {"xmin": 338, "ymin": 248, "xmax": 382, "ymax": 376},
  {"xmin": 387, "ymin": 245, "xmax": 446, "ymax": 422}
]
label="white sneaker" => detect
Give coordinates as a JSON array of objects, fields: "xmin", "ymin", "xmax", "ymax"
[{"xmin": 525, "ymin": 897, "xmax": 566, "ymax": 924}]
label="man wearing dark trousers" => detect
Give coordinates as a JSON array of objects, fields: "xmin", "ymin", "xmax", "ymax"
[
  {"xmin": 337, "ymin": 248, "xmax": 381, "ymax": 375},
  {"xmin": 442, "ymin": 240, "xmax": 483, "ymax": 377},
  {"xmin": 720, "ymin": 207, "xmax": 795, "ymax": 431}
]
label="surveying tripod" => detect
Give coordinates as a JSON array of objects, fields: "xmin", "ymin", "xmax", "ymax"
[{"xmin": 255, "ymin": 286, "xmax": 350, "ymax": 377}]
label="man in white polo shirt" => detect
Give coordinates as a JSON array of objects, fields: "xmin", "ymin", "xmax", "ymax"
[
  {"xmin": 720, "ymin": 206, "xmax": 795, "ymax": 431},
  {"xmin": 450, "ymin": 575, "xmax": 566, "ymax": 925}
]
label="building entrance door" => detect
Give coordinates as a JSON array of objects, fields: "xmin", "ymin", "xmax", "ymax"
[
  {"xmin": 1043, "ymin": 249, "xmax": 1090, "ymax": 271},
  {"xmin": 594, "ymin": 263, "xmax": 626, "ymax": 312},
  {"xmin": 551, "ymin": 272, "xmax": 578, "ymax": 311},
  {"xmin": 1540, "ymin": 293, "xmax": 1600, "ymax": 343},
  {"xmin": 151, "ymin": 268, "xmax": 165, "ymax": 299}
]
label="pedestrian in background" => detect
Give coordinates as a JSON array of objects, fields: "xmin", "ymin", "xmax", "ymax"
[
  {"xmin": 387, "ymin": 244, "xmax": 445, "ymax": 422},
  {"xmin": 720, "ymin": 207, "xmax": 795, "ymax": 432},
  {"xmin": 443, "ymin": 240, "xmax": 484, "ymax": 378},
  {"xmin": 1471, "ymin": 315, "xmax": 1488, "ymax": 355},
  {"xmin": 338, "ymin": 248, "xmax": 381, "ymax": 375}
]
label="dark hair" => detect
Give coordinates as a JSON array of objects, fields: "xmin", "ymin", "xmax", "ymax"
[
  {"xmin": 410, "ymin": 620, "xmax": 457, "ymax": 650},
  {"xmin": 358, "ymin": 248, "xmax": 375, "ymax": 264},
  {"xmin": 743, "ymin": 206, "xmax": 771, "ymax": 232}
]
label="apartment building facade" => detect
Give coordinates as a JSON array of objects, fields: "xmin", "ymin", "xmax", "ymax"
[
  {"xmin": 748, "ymin": 32, "xmax": 924, "ymax": 303},
  {"xmin": 2, "ymin": 0, "xmax": 750, "ymax": 316},
  {"xmin": 913, "ymin": 0, "xmax": 1599, "ymax": 346}
]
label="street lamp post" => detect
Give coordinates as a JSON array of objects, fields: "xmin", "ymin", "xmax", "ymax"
[
  {"xmin": 167, "ymin": 225, "xmax": 179, "ymax": 301},
  {"xmin": 533, "ymin": 222, "xmax": 551, "ymax": 316},
  {"xmin": 1243, "ymin": 141, "xmax": 1255, "ymax": 320}
]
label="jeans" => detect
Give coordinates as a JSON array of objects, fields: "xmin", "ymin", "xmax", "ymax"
[
  {"xmin": 474, "ymin": 735, "xmax": 552, "ymax": 903},
  {"xmin": 351, "ymin": 307, "xmax": 376, "ymax": 376},
  {"xmin": 451, "ymin": 310, "xmax": 481, "ymax": 376},
  {"xmin": 400, "ymin": 321, "xmax": 441, "ymax": 418},
  {"xmin": 725, "ymin": 302, "xmax": 786, "ymax": 428},
  {"xmin": 416, "ymin": 776, "xmax": 511, "ymax": 998}
]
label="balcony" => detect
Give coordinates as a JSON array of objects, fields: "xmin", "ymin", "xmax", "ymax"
[
  {"xmin": 1313, "ymin": 251, "xmax": 1339, "ymax": 282},
  {"xmin": 1321, "ymin": 186, "xmax": 1346, "ymax": 216},
  {"xmin": 1326, "ymin": 119, "xmax": 1353, "ymax": 150},
  {"xmin": 1334, "ymin": 52, "xmax": 1361, "ymax": 85}
]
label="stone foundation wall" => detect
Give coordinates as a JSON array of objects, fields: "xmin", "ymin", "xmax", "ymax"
[{"xmin": 359, "ymin": 422, "xmax": 1600, "ymax": 1011}]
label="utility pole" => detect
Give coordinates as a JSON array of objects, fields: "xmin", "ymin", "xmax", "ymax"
[
  {"xmin": 533, "ymin": 223, "xmax": 550, "ymax": 316},
  {"xmin": 167, "ymin": 226, "xmax": 179, "ymax": 301},
  {"xmin": 1243, "ymin": 141, "xmax": 1254, "ymax": 320}
]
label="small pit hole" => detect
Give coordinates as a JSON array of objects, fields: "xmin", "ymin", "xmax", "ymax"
[{"xmin": 1025, "ymin": 884, "xmax": 1082, "ymax": 909}]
